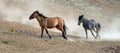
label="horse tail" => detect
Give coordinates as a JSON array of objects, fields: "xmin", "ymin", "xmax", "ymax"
[
  {"xmin": 97, "ymin": 23, "xmax": 101, "ymax": 32},
  {"xmin": 63, "ymin": 23, "xmax": 67, "ymax": 35},
  {"xmin": 63, "ymin": 21, "xmax": 68, "ymax": 35},
  {"xmin": 62, "ymin": 21, "xmax": 68, "ymax": 40}
]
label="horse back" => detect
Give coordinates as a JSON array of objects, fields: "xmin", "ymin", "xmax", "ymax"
[{"xmin": 46, "ymin": 17, "xmax": 64, "ymax": 28}]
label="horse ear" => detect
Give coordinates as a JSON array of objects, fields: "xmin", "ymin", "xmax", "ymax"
[
  {"xmin": 81, "ymin": 15, "xmax": 84, "ymax": 17},
  {"xmin": 36, "ymin": 10, "xmax": 38, "ymax": 12},
  {"xmin": 36, "ymin": 10, "xmax": 41, "ymax": 13},
  {"xmin": 79, "ymin": 15, "xmax": 84, "ymax": 17},
  {"xmin": 35, "ymin": 10, "xmax": 42, "ymax": 14}
]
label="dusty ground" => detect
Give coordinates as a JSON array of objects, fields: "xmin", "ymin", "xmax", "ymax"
[
  {"xmin": 0, "ymin": 20, "xmax": 120, "ymax": 53},
  {"xmin": 0, "ymin": 0, "xmax": 120, "ymax": 53}
]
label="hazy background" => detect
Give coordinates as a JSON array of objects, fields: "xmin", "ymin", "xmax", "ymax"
[{"xmin": 0, "ymin": 0, "xmax": 120, "ymax": 40}]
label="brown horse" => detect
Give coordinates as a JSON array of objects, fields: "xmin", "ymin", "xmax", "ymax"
[{"xmin": 29, "ymin": 10, "xmax": 67, "ymax": 40}]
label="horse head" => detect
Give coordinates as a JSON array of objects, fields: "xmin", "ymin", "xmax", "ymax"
[
  {"xmin": 29, "ymin": 10, "xmax": 39, "ymax": 20},
  {"xmin": 78, "ymin": 15, "xmax": 84, "ymax": 25}
]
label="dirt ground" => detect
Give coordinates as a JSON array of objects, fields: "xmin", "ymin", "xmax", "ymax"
[
  {"xmin": 0, "ymin": 20, "xmax": 120, "ymax": 53},
  {"xmin": 0, "ymin": 0, "xmax": 120, "ymax": 53}
]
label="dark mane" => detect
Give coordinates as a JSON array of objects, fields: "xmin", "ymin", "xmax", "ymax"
[
  {"xmin": 36, "ymin": 11, "xmax": 47, "ymax": 18},
  {"xmin": 79, "ymin": 15, "xmax": 84, "ymax": 20}
]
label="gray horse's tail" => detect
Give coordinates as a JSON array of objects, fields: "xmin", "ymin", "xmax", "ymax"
[{"xmin": 97, "ymin": 23, "xmax": 101, "ymax": 32}]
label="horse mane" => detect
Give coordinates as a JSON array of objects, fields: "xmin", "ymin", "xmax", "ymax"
[
  {"xmin": 79, "ymin": 15, "xmax": 84, "ymax": 20},
  {"xmin": 36, "ymin": 11, "xmax": 47, "ymax": 18},
  {"xmin": 90, "ymin": 19, "xmax": 95, "ymax": 22}
]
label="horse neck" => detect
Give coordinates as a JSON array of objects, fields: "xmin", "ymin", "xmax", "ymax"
[
  {"xmin": 36, "ymin": 16, "xmax": 45, "ymax": 23},
  {"xmin": 82, "ymin": 17, "xmax": 89, "ymax": 24}
]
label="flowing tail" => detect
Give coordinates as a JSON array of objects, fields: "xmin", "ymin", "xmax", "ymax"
[
  {"xmin": 95, "ymin": 23, "xmax": 101, "ymax": 39},
  {"xmin": 63, "ymin": 23, "xmax": 67, "ymax": 35},
  {"xmin": 97, "ymin": 23, "xmax": 101, "ymax": 32},
  {"xmin": 62, "ymin": 22, "xmax": 68, "ymax": 40}
]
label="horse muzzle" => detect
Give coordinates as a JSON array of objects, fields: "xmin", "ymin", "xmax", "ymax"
[
  {"xmin": 29, "ymin": 17, "xmax": 33, "ymax": 20},
  {"xmin": 78, "ymin": 22, "xmax": 80, "ymax": 25}
]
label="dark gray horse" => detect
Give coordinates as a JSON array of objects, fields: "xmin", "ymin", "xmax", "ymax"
[{"xmin": 78, "ymin": 15, "xmax": 101, "ymax": 39}]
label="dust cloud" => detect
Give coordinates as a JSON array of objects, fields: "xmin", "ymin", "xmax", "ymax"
[
  {"xmin": 101, "ymin": 17, "xmax": 120, "ymax": 40},
  {"xmin": 0, "ymin": 0, "xmax": 120, "ymax": 40}
]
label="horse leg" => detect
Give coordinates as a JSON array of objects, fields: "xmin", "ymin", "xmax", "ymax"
[
  {"xmin": 41, "ymin": 28, "xmax": 44, "ymax": 38},
  {"xmin": 95, "ymin": 26, "xmax": 100, "ymax": 39},
  {"xmin": 92, "ymin": 28, "xmax": 98, "ymax": 39},
  {"xmin": 56, "ymin": 26, "xmax": 67, "ymax": 40},
  {"xmin": 90, "ymin": 29, "xmax": 96, "ymax": 39},
  {"xmin": 45, "ymin": 28, "xmax": 51, "ymax": 39},
  {"xmin": 84, "ymin": 29, "xmax": 88, "ymax": 39},
  {"xmin": 93, "ymin": 28, "xmax": 96, "ymax": 32},
  {"xmin": 96, "ymin": 30, "xmax": 100, "ymax": 39}
]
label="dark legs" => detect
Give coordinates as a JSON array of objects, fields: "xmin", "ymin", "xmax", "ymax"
[
  {"xmin": 92, "ymin": 28, "xmax": 100, "ymax": 39},
  {"xmin": 40, "ymin": 26, "xmax": 67, "ymax": 40},
  {"xmin": 84, "ymin": 28, "xmax": 99, "ymax": 39},
  {"xmin": 41, "ymin": 28, "xmax": 44, "ymax": 38},
  {"xmin": 96, "ymin": 31, "xmax": 100, "ymax": 39},
  {"xmin": 84, "ymin": 29, "xmax": 88, "ymax": 39},
  {"xmin": 56, "ymin": 25, "xmax": 67, "ymax": 40},
  {"xmin": 90, "ymin": 29, "xmax": 96, "ymax": 39},
  {"xmin": 45, "ymin": 28, "xmax": 51, "ymax": 39},
  {"xmin": 40, "ymin": 27, "xmax": 51, "ymax": 39}
]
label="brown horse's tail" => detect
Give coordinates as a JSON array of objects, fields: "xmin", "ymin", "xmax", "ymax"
[{"xmin": 63, "ymin": 23, "xmax": 67, "ymax": 35}]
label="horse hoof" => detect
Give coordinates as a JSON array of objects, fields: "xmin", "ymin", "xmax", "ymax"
[
  {"xmin": 95, "ymin": 37, "xmax": 98, "ymax": 39},
  {"xmin": 49, "ymin": 38, "xmax": 52, "ymax": 40},
  {"xmin": 64, "ymin": 37, "xmax": 68, "ymax": 40},
  {"xmin": 86, "ymin": 38, "xmax": 88, "ymax": 39},
  {"xmin": 49, "ymin": 36, "xmax": 52, "ymax": 40},
  {"xmin": 40, "ymin": 36, "xmax": 43, "ymax": 38}
]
